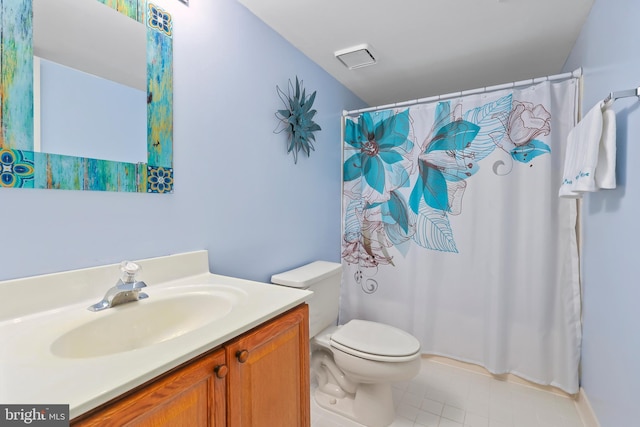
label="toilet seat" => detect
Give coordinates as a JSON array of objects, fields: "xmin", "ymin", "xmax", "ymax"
[{"xmin": 329, "ymin": 319, "xmax": 421, "ymax": 363}]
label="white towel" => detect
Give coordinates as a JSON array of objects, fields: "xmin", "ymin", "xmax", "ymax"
[
  {"xmin": 559, "ymin": 100, "xmax": 617, "ymax": 198},
  {"xmin": 595, "ymin": 105, "xmax": 617, "ymax": 189}
]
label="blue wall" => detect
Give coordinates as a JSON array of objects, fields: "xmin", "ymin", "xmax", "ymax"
[
  {"xmin": 563, "ymin": 0, "xmax": 640, "ymax": 425},
  {"xmin": 0, "ymin": 0, "xmax": 365, "ymax": 283}
]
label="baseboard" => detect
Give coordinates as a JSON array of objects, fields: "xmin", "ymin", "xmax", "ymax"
[
  {"xmin": 422, "ymin": 355, "xmax": 572, "ymax": 397},
  {"xmin": 574, "ymin": 387, "xmax": 601, "ymax": 427}
]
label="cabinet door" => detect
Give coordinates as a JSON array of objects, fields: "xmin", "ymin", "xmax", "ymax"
[
  {"xmin": 227, "ymin": 304, "xmax": 310, "ymax": 427},
  {"xmin": 71, "ymin": 348, "xmax": 227, "ymax": 427}
]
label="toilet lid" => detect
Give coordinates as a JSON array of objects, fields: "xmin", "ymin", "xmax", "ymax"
[{"xmin": 330, "ymin": 320, "xmax": 420, "ymax": 361}]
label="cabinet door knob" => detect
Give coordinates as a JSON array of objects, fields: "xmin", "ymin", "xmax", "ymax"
[
  {"xmin": 236, "ymin": 350, "xmax": 249, "ymax": 363},
  {"xmin": 214, "ymin": 364, "xmax": 228, "ymax": 378}
]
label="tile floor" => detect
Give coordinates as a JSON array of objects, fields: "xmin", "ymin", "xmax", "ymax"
[{"xmin": 311, "ymin": 358, "xmax": 584, "ymax": 427}]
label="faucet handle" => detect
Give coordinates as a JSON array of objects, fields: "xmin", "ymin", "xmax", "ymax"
[{"xmin": 120, "ymin": 261, "xmax": 141, "ymax": 284}]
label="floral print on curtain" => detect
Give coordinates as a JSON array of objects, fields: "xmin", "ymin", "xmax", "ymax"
[{"xmin": 342, "ymin": 94, "xmax": 552, "ymax": 266}]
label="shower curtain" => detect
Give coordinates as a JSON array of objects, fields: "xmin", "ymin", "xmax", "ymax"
[{"xmin": 340, "ymin": 79, "xmax": 581, "ymax": 393}]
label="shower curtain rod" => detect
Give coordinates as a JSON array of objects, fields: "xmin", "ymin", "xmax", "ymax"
[{"xmin": 342, "ymin": 67, "xmax": 583, "ymax": 116}]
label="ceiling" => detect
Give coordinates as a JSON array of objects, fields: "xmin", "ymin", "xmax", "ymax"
[{"xmin": 237, "ymin": 0, "xmax": 594, "ymax": 107}]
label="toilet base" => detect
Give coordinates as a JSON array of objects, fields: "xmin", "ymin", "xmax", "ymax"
[{"xmin": 314, "ymin": 382, "xmax": 395, "ymax": 427}]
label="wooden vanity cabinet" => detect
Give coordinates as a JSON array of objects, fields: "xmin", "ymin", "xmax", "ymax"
[
  {"xmin": 226, "ymin": 303, "xmax": 310, "ymax": 427},
  {"xmin": 71, "ymin": 304, "xmax": 309, "ymax": 427}
]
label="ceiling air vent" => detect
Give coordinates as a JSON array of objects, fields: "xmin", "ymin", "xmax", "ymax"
[{"xmin": 335, "ymin": 44, "xmax": 376, "ymax": 70}]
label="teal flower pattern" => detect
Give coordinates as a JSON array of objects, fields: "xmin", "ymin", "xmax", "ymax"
[
  {"xmin": 343, "ymin": 109, "xmax": 414, "ymax": 204},
  {"xmin": 343, "ymin": 93, "xmax": 553, "ymax": 264},
  {"xmin": 409, "ymin": 119, "xmax": 480, "ymax": 214},
  {"xmin": 342, "ymin": 110, "xmax": 414, "ymax": 266}
]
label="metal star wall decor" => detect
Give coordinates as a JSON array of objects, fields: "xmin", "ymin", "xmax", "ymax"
[{"xmin": 275, "ymin": 77, "xmax": 321, "ymax": 164}]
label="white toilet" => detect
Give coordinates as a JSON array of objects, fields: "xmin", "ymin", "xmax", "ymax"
[{"xmin": 271, "ymin": 261, "xmax": 421, "ymax": 427}]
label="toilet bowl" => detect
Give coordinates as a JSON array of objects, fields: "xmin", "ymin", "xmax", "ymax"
[
  {"xmin": 271, "ymin": 261, "xmax": 421, "ymax": 427},
  {"xmin": 311, "ymin": 320, "xmax": 421, "ymax": 427}
]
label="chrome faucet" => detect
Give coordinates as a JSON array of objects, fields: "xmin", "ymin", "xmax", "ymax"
[{"xmin": 88, "ymin": 261, "xmax": 149, "ymax": 312}]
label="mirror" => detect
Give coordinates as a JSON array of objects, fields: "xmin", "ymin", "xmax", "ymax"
[
  {"xmin": 0, "ymin": 0, "xmax": 173, "ymax": 193},
  {"xmin": 33, "ymin": 0, "xmax": 146, "ymax": 164}
]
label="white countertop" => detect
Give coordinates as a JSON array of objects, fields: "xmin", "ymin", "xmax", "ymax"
[{"xmin": 0, "ymin": 251, "xmax": 312, "ymax": 418}]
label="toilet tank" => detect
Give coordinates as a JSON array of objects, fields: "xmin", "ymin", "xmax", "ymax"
[{"xmin": 271, "ymin": 261, "xmax": 342, "ymax": 338}]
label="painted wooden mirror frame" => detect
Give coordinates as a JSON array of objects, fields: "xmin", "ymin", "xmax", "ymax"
[{"xmin": 0, "ymin": 0, "xmax": 173, "ymax": 193}]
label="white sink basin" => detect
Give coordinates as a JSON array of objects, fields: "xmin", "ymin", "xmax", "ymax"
[{"xmin": 51, "ymin": 284, "xmax": 245, "ymax": 358}]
